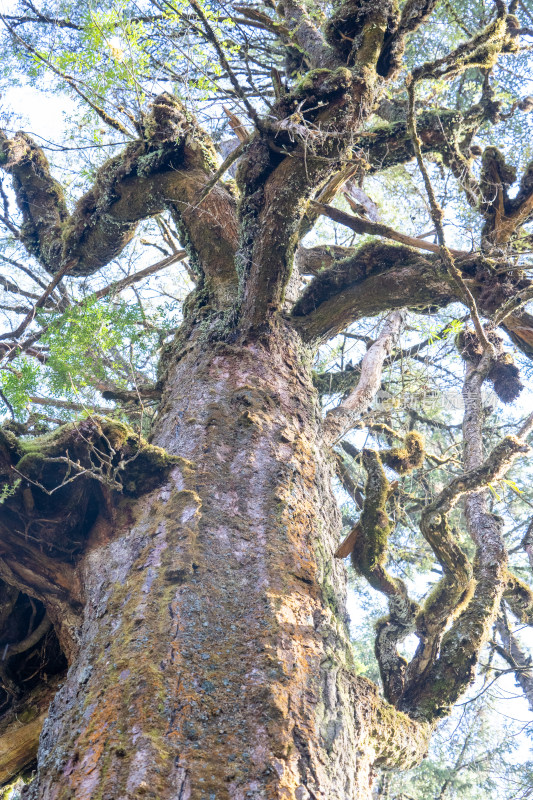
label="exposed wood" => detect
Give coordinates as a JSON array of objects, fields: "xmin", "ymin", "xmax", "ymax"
[
  {"xmin": 222, "ymin": 105, "xmax": 249, "ymax": 143},
  {"xmin": 334, "ymin": 523, "xmax": 361, "ymax": 558},
  {"xmin": 0, "ymin": 678, "xmax": 60, "ymax": 786}
]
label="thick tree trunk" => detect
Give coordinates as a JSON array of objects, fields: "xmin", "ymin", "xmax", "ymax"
[{"xmin": 27, "ymin": 324, "xmax": 429, "ymax": 800}]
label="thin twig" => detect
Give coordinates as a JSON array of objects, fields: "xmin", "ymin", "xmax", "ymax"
[
  {"xmin": 0, "ymin": 16, "xmax": 133, "ymax": 137},
  {"xmin": 187, "ymin": 0, "xmax": 263, "ymax": 129},
  {"xmin": 0, "ymin": 260, "xmax": 74, "ymax": 344},
  {"xmin": 406, "ymin": 76, "xmax": 492, "ymax": 353},
  {"xmin": 195, "ymin": 140, "xmax": 249, "ymax": 205}
]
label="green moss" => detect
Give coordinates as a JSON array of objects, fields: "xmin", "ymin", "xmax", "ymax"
[
  {"xmin": 322, "ymin": 572, "xmax": 342, "ymax": 618},
  {"xmin": 351, "ymin": 449, "xmax": 392, "ymax": 577},
  {"xmin": 293, "ymin": 240, "xmax": 420, "ymax": 320},
  {"xmin": 381, "ymin": 431, "xmax": 425, "ymax": 474},
  {"xmin": 505, "ymin": 571, "xmax": 533, "ymax": 623},
  {"xmin": 13, "ymin": 416, "xmax": 181, "ymax": 497},
  {"xmin": 122, "ymin": 446, "xmax": 184, "ymax": 495}
]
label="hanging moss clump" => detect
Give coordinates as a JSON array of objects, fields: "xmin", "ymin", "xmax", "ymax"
[
  {"xmin": 488, "ymin": 353, "xmax": 524, "ymax": 404},
  {"xmin": 456, "ymin": 327, "xmax": 524, "ymax": 404},
  {"xmin": 381, "ymin": 431, "xmax": 425, "ymax": 475}
]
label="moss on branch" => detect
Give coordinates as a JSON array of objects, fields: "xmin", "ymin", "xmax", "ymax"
[
  {"xmin": 412, "ymin": 7, "xmax": 512, "ymax": 82},
  {"xmin": 0, "ymin": 96, "xmax": 238, "ymax": 303},
  {"xmin": 13, "ymin": 417, "xmax": 177, "ymax": 493},
  {"xmin": 0, "ymin": 417, "xmax": 181, "ymax": 559},
  {"xmin": 504, "ymin": 571, "xmax": 533, "ymax": 624},
  {"xmin": 291, "ymin": 241, "xmax": 454, "ymax": 341},
  {"xmin": 351, "ymin": 449, "xmax": 391, "ymax": 577},
  {"xmin": 324, "ymin": 0, "xmax": 396, "ymax": 74},
  {"xmin": 347, "ymin": 448, "xmax": 420, "ymax": 704},
  {"xmin": 381, "ymin": 431, "xmax": 425, "ymax": 474},
  {"xmin": 292, "ymin": 241, "xmax": 423, "ymax": 319}
]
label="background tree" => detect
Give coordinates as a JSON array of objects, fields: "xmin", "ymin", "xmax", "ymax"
[{"xmin": 0, "ymin": 0, "xmax": 531, "ymax": 797}]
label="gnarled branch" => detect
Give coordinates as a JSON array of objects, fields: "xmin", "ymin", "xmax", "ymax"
[{"xmin": 0, "ymin": 96, "xmax": 238, "ymax": 306}]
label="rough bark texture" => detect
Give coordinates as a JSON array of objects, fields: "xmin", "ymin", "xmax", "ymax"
[{"xmin": 25, "ymin": 326, "xmax": 429, "ymax": 800}]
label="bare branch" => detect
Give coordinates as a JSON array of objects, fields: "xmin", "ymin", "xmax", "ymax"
[
  {"xmin": 0, "ymin": 261, "xmax": 73, "ymax": 344},
  {"xmin": 323, "ymin": 311, "xmax": 403, "ymax": 445},
  {"xmin": 495, "ymin": 613, "xmax": 533, "ymax": 712},
  {"xmin": 92, "ymin": 251, "xmax": 187, "ymax": 301},
  {"xmin": 312, "ymin": 201, "xmax": 467, "ymax": 257}
]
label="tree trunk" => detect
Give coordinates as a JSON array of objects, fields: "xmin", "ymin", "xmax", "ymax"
[{"xmin": 27, "ymin": 324, "xmax": 429, "ymax": 800}]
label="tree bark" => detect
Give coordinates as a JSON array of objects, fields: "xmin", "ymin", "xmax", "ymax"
[{"xmin": 26, "ymin": 324, "xmax": 429, "ymax": 800}]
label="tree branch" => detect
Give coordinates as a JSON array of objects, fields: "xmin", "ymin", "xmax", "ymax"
[
  {"xmin": 291, "ymin": 242, "xmax": 455, "ymax": 342},
  {"xmin": 0, "ymin": 96, "xmax": 238, "ymax": 305},
  {"xmin": 312, "ymin": 201, "xmax": 467, "ymax": 257},
  {"xmin": 400, "ymin": 356, "xmax": 529, "ymax": 721},
  {"xmin": 352, "ymin": 448, "xmax": 419, "ymax": 704},
  {"xmin": 92, "ymin": 251, "xmax": 187, "ymax": 301},
  {"xmin": 323, "ymin": 311, "xmax": 403, "ymax": 444}
]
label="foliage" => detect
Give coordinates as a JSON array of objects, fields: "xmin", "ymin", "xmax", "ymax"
[{"xmin": 41, "ymin": 298, "xmax": 153, "ymax": 391}]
